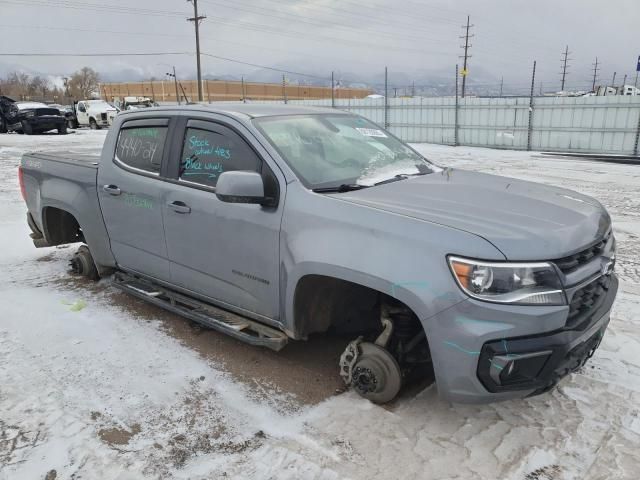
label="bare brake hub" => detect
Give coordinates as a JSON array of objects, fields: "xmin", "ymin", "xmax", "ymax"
[
  {"xmin": 339, "ymin": 336, "xmax": 362, "ymax": 385},
  {"xmin": 342, "ymin": 342, "xmax": 402, "ymax": 404},
  {"xmin": 352, "ymin": 366, "xmax": 378, "ymax": 394}
]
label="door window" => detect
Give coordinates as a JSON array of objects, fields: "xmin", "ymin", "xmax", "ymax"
[
  {"xmin": 115, "ymin": 126, "xmax": 168, "ymax": 174},
  {"xmin": 179, "ymin": 126, "xmax": 261, "ymax": 188}
]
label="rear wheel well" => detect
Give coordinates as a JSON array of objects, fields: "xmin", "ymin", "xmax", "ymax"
[{"xmin": 42, "ymin": 207, "xmax": 84, "ymax": 245}]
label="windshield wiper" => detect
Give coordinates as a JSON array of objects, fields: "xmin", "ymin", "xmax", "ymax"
[
  {"xmin": 373, "ymin": 172, "xmax": 430, "ymax": 186},
  {"xmin": 312, "ymin": 183, "xmax": 369, "ymax": 193}
]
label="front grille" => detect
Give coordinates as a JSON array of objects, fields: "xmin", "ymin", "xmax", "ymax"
[
  {"xmin": 554, "ymin": 232, "xmax": 611, "ymax": 274},
  {"xmin": 35, "ymin": 108, "xmax": 61, "ymax": 116},
  {"xmin": 567, "ymin": 274, "xmax": 612, "ymax": 329},
  {"xmin": 101, "ymin": 113, "xmax": 107, "ymax": 121}
]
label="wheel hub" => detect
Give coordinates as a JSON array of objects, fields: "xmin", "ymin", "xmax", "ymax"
[
  {"xmin": 342, "ymin": 342, "xmax": 402, "ymax": 404},
  {"xmin": 353, "ymin": 366, "xmax": 378, "ymax": 394}
]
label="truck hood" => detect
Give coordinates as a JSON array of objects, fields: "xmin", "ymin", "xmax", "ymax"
[{"xmin": 338, "ymin": 168, "xmax": 611, "ymax": 260}]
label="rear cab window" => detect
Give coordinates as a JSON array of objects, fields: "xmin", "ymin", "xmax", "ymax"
[{"xmin": 115, "ymin": 119, "xmax": 169, "ymax": 175}]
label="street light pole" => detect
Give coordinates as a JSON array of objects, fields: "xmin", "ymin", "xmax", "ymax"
[{"xmin": 166, "ymin": 67, "xmax": 180, "ymax": 105}]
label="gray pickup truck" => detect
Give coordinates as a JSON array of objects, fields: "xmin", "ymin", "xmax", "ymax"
[{"xmin": 19, "ymin": 104, "xmax": 618, "ymax": 404}]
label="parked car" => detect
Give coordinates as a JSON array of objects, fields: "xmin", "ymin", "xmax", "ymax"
[
  {"xmin": 0, "ymin": 96, "xmax": 67, "ymax": 135},
  {"xmin": 68, "ymin": 100, "xmax": 118, "ymax": 129},
  {"xmin": 19, "ymin": 104, "xmax": 618, "ymax": 404}
]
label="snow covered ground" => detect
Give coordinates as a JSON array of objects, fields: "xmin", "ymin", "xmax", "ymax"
[{"xmin": 1, "ymin": 130, "xmax": 639, "ymax": 479}]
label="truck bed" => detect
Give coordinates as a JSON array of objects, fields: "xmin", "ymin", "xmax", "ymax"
[
  {"xmin": 23, "ymin": 150, "xmax": 101, "ymax": 169},
  {"xmin": 20, "ymin": 150, "xmax": 110, "ymax": 263}
]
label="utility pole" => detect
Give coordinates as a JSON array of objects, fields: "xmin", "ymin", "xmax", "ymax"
[
  {"xmin": 411, "ymin": 81, "xmax": 415, "ymax": 97},
  {"xmin": 591, "ymin": 57, "xmax": 600, "ymax": 92},
  {"xmin": 459, "ymin": 15, "xmax": 473, "ymax": 98},
  {"xmin": 612, "ymin": 72, "xmax": 617, "ymax": 87},
  {"xmin": 282, "ymin": 74, "xmax": 287, "ymax": 104},
  {"xmin": 241, "ymin": 76, "xmax": 246, "ymax": 103},
  {"xmin": 527, "ymin": 60, "xmax": 536, "ymax": 151},
  {"xmin": 384, "ymin": 66, "xmax": 389, "ymax": 129},
  {"xmin": 331, "ymin": 71, "xmax": 335, "ymax": 107},
  {"xmin": 454, "ymin": 64, "xmax": 459, "ymax": 146},
  {"xmin": 499, "ymin": 76, "xmax": 503, "ymax": 97},
  {"xmin": 393, "ymin": 87, "xmax": 398, "ymax": 98},
  {"xmin": 187, "ymin": 0, "xmax": 206, "ymax": 102},
  {"xmin": 560, "ymin": 45, "xmax": 571, "ymax": 91},
  {"xmin": 623, "ymin": 74, "xmax": 628, "ymax": 86}
]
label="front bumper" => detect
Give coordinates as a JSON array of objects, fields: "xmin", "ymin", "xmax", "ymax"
[
  {"xmin": 426, "ymin": 273, "xmax": 618, "ymax": 403},
  {"xmin": 26, "ymin": 116, "xmax": 65, "ymax": 131}
]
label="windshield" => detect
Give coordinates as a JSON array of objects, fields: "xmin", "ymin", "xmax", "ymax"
[
  {"xmin": 16, "ymin": 102, "xmax": 47, "ymax": 110},
  {"xmin": 253, "ymin": 114, "xmax": 438, "ymax": 189},
  {"xmin": 87, "ymin": 101, "xmax": 114, "ymax": 109}
]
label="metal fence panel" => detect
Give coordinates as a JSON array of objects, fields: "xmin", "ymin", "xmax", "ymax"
[{"xmin": 245, "ymin": 95, "xmax": 640, "ymax": 155}]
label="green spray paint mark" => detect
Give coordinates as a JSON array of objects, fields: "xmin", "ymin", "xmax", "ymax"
[
  {"xmin": 128, "ymin": 127, "xmax": 160, "ymax": 138},
  {"xmin": 61, "ymin": 299, "xmax": 87, "ymax": 311},
  {"xmin": 124, "ymin": 193, "xmax": 153, "ymax": 210}
]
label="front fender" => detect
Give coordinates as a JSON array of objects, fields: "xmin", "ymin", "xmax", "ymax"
[{"xmin": 280, "ymin": 183, "xmax": 505, "ymax": 338}]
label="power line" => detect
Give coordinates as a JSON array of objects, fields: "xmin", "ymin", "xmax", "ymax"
[
  {"xmin": 0, "ymin": 0, "xmax": 186, "ymax": 18},
  {"xmin": 0, "ymin": 52, "xmax": 191, "ymax": 57},
  {"xmin": 459, "ymin": 15, "xmax": 473, "ymax": 98},
  {"xmin": 200, "ymin": 53, "xmax": 328, "ymax": 80}
]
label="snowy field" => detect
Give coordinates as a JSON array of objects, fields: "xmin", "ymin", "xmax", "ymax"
[{"xmin": 1, "ymin": 130, "xmax": 639, "ymax": 479}]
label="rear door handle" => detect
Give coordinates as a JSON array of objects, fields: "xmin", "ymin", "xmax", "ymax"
[
  {"xmin": 102, "ymin": 184, "xmax": 121, "ymax": 196},
  {"xmin": 168, "ymin": 201, "xmax": 191, "ymax": 214}
]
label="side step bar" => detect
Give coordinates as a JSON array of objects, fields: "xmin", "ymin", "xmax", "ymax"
[{"xmin": 112, "ymin": 272, "xmax": 288, "ymax": 351}]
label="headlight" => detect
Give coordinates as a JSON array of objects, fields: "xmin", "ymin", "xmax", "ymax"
[
  {"xmin": 448, "ymin": 256, "xmax": 565, "ymax": 305},
  {"xmin": 25, "ymin": 111, "xmax": 35, "ymax": 118}
]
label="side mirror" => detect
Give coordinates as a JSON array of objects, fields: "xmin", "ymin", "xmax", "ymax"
[{"xmin": 215, "ymin": 171, "xmax": 268, "ymax": 205}]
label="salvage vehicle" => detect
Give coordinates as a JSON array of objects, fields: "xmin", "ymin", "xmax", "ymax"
[
  {"xmin": 19, "ymin": 104, "xmax": 618, "ymax": 404},
  {"xmin": 69, "ymin": 99, "xmax": 118, "ymax": 129},
  {"xmin": 0, "ymin": 96, "xmax": 66, "ymax": 135},
  {"xmin": 123, "ymin": 96, "xmax": 157, "ymax": 110}
]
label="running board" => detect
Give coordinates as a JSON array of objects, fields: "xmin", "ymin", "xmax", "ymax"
[{"xmin": 112, "ymin": 272, "xmax": 288, "ymax": 351}]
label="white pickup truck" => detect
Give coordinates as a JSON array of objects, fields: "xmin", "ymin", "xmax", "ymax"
[{"xmin": 69, "ymin": 100, "xmax": 118, "ymax": 129}]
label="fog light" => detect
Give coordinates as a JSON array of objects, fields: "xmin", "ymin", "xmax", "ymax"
[{"xmin": 490, "ymin": 351, "xmax": 552, "ymax": 386}]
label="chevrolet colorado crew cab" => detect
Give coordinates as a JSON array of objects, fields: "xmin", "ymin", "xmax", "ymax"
[{"xmin": 19, "ymin": 104, "xmax": 618, "ymax": 404}]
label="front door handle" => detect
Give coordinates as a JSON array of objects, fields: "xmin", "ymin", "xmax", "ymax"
[
  {"xmin": 168, "ymin": 201, "xmax": 191, "ymax": 214},
  {"xmin": 102, "ymin": 184, "xmax": 121, "ymax": 196}
]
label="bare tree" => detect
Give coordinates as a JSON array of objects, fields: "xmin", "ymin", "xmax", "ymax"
[
  {"xmin": 29, "ymin": 76, "xmax": 51, "ymax": 99},
  {"xmin": 3, "ymin": 71, "xmax": 31, "ymax": 99},
  {"xmin": 68, "ymin": 67, "xmax": 100, "ymax": 99}
]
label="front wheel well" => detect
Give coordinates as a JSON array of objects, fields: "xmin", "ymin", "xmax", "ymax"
[
  {"xmin": 294, "ymin": 274, "xmax": 432, "ymax": 381},
  {"xmin": 42, "ymin": 207, "xmax": 84, "ymax": 245},
  {"xmin": 293, "ymin": 275, "xmax": 425, "ymax": 339}
]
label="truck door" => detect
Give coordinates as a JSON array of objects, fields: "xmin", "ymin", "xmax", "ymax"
[
  {"xmin": 76, "ymin": 102, "xmax": 89, "ymax": 126},
  {"xmin": 97, "ymin": 117, "xmax": 173, "ymax": 282},
  {"xmin": 162, "ymin": 117, "xmax": 284, "ymax": 322}
]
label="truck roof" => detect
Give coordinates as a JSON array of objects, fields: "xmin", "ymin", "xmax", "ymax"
[{"xmin": 118, "ymin": 103, "xmax": 349, "ymax": 120}]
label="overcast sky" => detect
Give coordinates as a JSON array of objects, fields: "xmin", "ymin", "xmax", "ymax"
[{"xmin": 1, "ymin": 0, "xmax": 638, "ymax": 91}]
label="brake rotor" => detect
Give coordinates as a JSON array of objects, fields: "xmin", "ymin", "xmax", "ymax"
[{"xmin": 351, "ymin": 342, "xmax": 402, "ymax": 404}]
